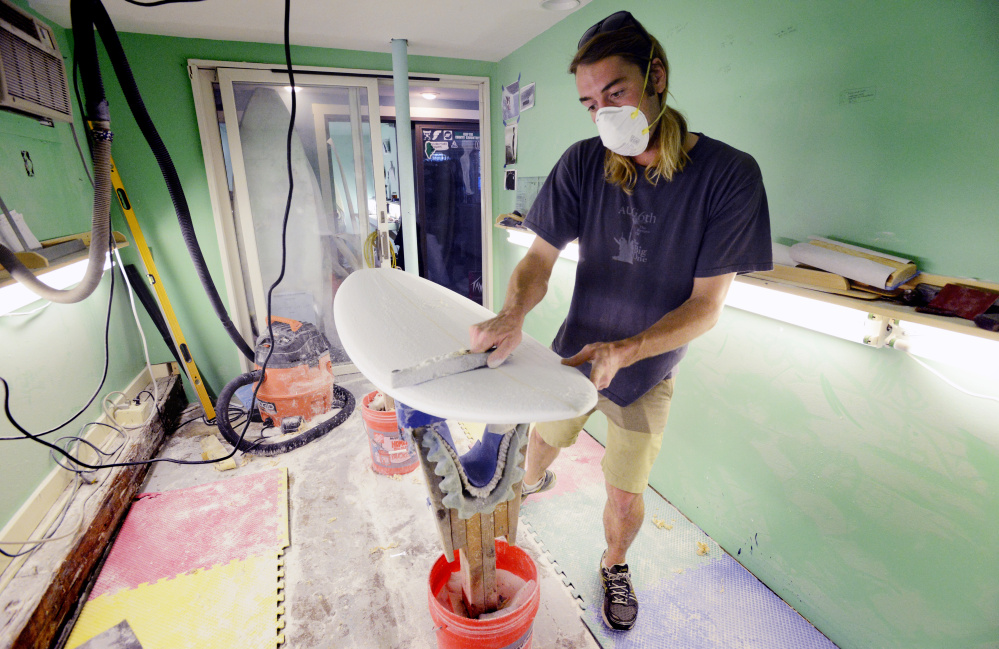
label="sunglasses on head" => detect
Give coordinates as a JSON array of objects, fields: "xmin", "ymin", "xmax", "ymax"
[{"xmin": 577, "ymin": 10, "xmax": 641, "ymax": 49}]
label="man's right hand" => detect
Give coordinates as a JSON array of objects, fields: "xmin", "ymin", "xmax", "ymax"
[
  {"xmin": 470, "ymin": 234, "xmax": 559, "ymax": 368},
  {"xmin": 469, "ymin": 311, "xmax": 524, "ymax": 368}
]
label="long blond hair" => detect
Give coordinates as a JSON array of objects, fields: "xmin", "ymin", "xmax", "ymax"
[{"xmin": 570, "ymin": 28, "xmax": 689, "ymax": 193}]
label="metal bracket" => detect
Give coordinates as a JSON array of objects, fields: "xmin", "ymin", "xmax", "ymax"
[{"xmin": 863, "ymin": 313, "xmax": 893, "ymax": 348}]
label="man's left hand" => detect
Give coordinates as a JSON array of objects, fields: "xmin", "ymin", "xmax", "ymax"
[{"xmin": 561, "ymin": 340, "xmax": 634, "ymax": 390}]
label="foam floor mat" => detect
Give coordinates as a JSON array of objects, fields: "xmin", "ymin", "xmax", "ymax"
[
  {"xmin": 519, "ymin": 432, "xmax": 839, "ymax": 649},
  {"xmin": 65, "ymin": 554, "xmax": 285, "ymax": 649},
  {"xmin": 66, "ymin": 468, "xmax": 289, "ymax": 648},
  {"xmin": 89, "ymin": 468, "xmax": 289, "ymax": 599}
]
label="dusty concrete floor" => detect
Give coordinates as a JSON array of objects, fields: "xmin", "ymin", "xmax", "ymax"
[{"xmin": 142, "ymin": 371, "xmax": 599, "ymax": 649}]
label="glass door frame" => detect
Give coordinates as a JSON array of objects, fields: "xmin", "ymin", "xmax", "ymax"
[
  {"xmin": 188, "ymin": 60, "xmax": 494, "ymax": 373},
  {"xmin": 217, "ymin": 67, "xmax": 386, "ymax": 358}
]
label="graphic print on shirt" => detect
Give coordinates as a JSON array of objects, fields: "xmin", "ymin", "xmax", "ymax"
[{"xmin": 612, "ymin": 205, "xmax": 656, "ymax": 264}]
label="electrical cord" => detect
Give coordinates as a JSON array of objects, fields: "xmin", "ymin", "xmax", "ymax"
[
  {"xmin": 1, "ymin": 371, "xmax": 263, "ymax": 470},
  {"xmin": 68, "ymin": 121, "xmax": 94, "ymax": 188},
  {"xmin": 0, "ymin": 239, "xmax": 258, "ymax": 466},
  {"xmin": 174, "ymin": 407, "xmax": 244, "ymax": 430},
  {"xmin": 0, "ymin": 302, "xmax": 52, "ymax": 318},
  {"xmin": 0, "ymin": 478, "xmax": 82, "ymax": 558},
  {"xmin": 50, "ymin": 424, "xmax": 127, "ymax": 481},
  {"xmin": 122, "ymin": 0, "xmax": 205, "ymax": 5},
  {"xmin": 109, "ymin": 245, "xmax": 160, "ymax": 419},
  {"xmin": 211, "ymin": 0, "xmax": 355, "ymax": 457},
  {"xmin": 904, "ymin": 352, "xmax": 999, "ymax": 403},
  {"xmin": 0, "ymin": 423, "xmax": 127, "ymax": 558}
]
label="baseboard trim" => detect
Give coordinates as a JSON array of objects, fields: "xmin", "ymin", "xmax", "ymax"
[{"xmin": 0, "ymin": 368, "xmax": 185, "ymax": 649}]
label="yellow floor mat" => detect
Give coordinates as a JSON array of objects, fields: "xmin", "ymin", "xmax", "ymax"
[{"xmin": 65, "ymin": 553, "xmax": 285, "ymax": 649}]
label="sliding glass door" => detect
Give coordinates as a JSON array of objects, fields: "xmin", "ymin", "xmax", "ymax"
[{"xmin": 217, "ymin": 68, "xmax": 386, "ymax": 364}]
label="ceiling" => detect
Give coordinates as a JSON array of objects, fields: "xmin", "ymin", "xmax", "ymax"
[{"xmin": 28, "ymin": 0, "xmax": 593, "ymax": 62}]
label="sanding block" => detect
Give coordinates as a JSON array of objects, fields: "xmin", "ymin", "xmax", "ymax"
[{"xmin": 389, "ymin": 349, "xmax": 494, "ymax": 389}]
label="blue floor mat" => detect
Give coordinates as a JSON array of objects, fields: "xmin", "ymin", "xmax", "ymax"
[{"xmin": 519, "ymin": 431, "xmax": 838, "ymax": 649}]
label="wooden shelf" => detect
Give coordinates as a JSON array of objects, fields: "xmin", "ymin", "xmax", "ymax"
[
  {"xmin": 736, "ymin": 275, "xmax": 999, "ymax": 343},
  {"xmin": 0, "ymin": 231, "xmax": 128, "ymax": 288}
]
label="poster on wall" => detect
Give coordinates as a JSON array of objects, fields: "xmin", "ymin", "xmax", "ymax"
[
  {"xmin": 502, "ymin": 78, "xmax": 520, "ymax": 124},
  {"xmin": 504, "ymin": 123, "xmax": 518, "ymax": 166},
  {"xmin": 520, "ymin": 82, "xmax": 535, "ymax": 111},
  {"xmin": 505, "ymin": 169, "xmax": 517, "ymax": 191}
]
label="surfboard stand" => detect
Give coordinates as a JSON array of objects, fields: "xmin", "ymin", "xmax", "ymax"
[{"xmin": 396, "ymin": 403, "xmax": 528, "ymax": 618}]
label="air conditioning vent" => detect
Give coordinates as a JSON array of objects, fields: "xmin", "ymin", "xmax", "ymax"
[
  {"xmin": 0, "ymin": 0, "xmax": 71, "ymax": 122},
  {"xmin": 0, "ymin": 2, "xmax": 37, "ymax": 41}
]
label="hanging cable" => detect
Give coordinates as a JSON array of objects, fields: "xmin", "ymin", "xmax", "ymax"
[{"xmin": 88, "ymin": 0, "xmax": 253, "ymax": 360}]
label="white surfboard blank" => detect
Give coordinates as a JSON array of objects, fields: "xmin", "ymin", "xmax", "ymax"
[{"xmin": 333, "ymin": 268, "xmax": 597, "ymax": 423}]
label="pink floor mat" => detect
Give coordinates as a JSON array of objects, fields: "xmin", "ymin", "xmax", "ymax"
[{"xmin": 89, "ymin": 468, "xmax": 289, "ymax": 599}]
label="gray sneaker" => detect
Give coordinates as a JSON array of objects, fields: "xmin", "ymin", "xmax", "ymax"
[
  {"xmin": 521, "ymin": 469, "xmax": 556, "ymax": 498},
  {"xmin": 600, "ymin": 551, "xmax": 638, "ymax": 630}
]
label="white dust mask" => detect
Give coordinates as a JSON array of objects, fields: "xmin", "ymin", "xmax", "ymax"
[
  {"xmin": 595, "ymin": 106, "xmax": 651, "ymax": 157},
  {"xmin": 594, "ymin": 53, "xmax": 670, "ymax": 158}
]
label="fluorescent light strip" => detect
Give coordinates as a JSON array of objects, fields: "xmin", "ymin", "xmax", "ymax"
[
  {"xmin": 724, "ymin": 280, "xmax": 871, "ymax": 343},
  {"xmin": 505, "ymin": 230, "xmax": 579, "ymax": 262},
  {"xmin": 726, "ymin": 281, "xmax": 999, "ymax": 384},
  {"xmin": 0, "ymin": 255, "xmax": 112, "ymax": 316},
  {"xmin": 893, "ymin": 320, "xmax": 999, "ymax": 383}
]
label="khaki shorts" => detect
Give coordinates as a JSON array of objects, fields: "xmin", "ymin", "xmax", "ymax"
[{"xmin": 535, "ymin": 377, "xmax": 675, "ymax": 494}]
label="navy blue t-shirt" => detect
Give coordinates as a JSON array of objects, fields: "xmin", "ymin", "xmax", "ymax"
[{"xmin": 525, "ymin": 133, "xmax": 773, "ymax": 407}]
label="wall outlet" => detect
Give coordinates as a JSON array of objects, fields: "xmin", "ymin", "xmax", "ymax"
[{"xmin": 116, "ymin": 400, "xmax": 151, "ymax": 426}]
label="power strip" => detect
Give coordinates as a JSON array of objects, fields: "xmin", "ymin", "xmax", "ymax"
[{"xmin": 116, "ymin": 400, "xmax": 151, "ymax": 427}]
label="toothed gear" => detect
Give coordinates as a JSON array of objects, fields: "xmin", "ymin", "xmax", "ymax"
[{"xmin": 420, "ymin": 423, "xmax": 528, "ymax": 519}]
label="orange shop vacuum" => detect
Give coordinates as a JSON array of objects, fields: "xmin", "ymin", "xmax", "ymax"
[{"xmin": 215, "ymin": 317, "xmax": 355, "ymax": 456}]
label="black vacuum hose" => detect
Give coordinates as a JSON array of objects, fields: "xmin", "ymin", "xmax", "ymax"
[
  {"xmin": 90, "ymin": 2, "xmax": 254, "ymax": 361},
  {"xmin": 215, "ymin": 370, "xmax": 356, "ymax": 456}
]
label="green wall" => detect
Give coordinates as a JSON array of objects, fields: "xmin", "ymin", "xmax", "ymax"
[
  {"xmin": 0, "ymin": 2, "xmax": 148, "ymax": 527},
  {"xmin": 1, "ymin": 13, "xmax": 494, "ymax": 528},
  {"xmin": 492, "ymin": 2, "xmax": 999, "ymax": 648}
]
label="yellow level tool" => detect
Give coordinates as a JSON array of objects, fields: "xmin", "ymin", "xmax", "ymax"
[{"xmin": 109, "ymin": 157, "xmax": 217, "ymax": 421}]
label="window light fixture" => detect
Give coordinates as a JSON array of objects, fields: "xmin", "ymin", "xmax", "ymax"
[
  {"xmin": 420, "ymin": 92, "xmax": 438, "ymax": 101},
  {"xmin": 0, "ymin": 254, "xmax": 112, "ymax": 316}
]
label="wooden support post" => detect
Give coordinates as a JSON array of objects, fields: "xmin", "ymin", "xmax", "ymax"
[
  {"xmin": 449, "ymin": 509, "xmax": 466, "ymax": 559},
  {"xmin": 459, "ymin": 513, "xmax": 486, "ymax": 618},
  {"xmin": 480, "ymin": 511, "xmax": 498, "ymax": 613},
  {"xmin": 412, "ymin": 428, "xmax": 455, "ymax": 561},
  {"xmin": 494, "ymin": 500, "xmax": 509, "ymax": 541},
  {"xmin": 506, "ymin": 445, "xmax": 527, "ymax": 547}
]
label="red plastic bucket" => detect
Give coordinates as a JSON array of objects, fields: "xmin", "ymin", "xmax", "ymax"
[
  {"xmin": 428, "ymin": 539, "xmax": 540, "ymax": 649},
  {"xmin": 360, "ymin": 391, "xmax": 418, "ymax": 475}
]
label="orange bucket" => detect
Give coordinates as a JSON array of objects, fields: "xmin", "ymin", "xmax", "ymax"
[
  {"xmin": 360, "ymin": 391, "xmax": 418, "ymax": 475},
  {"xmin": 428, "ymin": 539, "xmax": 540, "ymax": 649}
]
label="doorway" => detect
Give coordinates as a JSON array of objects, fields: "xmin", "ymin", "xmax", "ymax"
[{"xmin": 413, "ymin": 122, "xmax": 482, "ymax": 304}]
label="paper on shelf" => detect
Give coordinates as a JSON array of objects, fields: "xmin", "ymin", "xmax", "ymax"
[
  {"xmin": 771, "ymin": 242, "xmax": 797, "ymax": 267},
  {"xmin": 789, "ymin": 236, "xmax": 917, "ymax": 289}
]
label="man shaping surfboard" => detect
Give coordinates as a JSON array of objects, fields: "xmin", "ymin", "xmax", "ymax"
[{"xmin": 470, "ymin": 11, "xmax": 772, "ymax": 631}]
